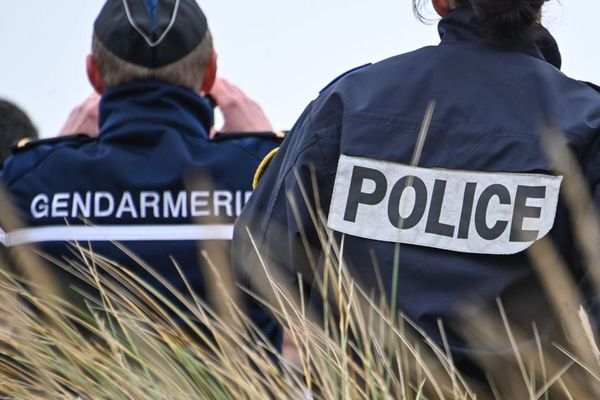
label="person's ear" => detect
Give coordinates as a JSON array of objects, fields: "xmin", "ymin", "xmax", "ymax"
[
  {"xmin": 86, "ymin": 55, "xmax": 105, "ymax": 94},
  {"xmin": 432, "ymin": 0, "xmax": 452, "ymax": 17},
  {"xmin": 200, "ymin": 52, "xmax": 218, "ymax": 94}
]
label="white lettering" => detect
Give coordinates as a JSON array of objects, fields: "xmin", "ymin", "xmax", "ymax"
[
  {"xmin": 28, "ymin": 191, "xmax": 253, "ymax": 220},
  {"xmin": 214, "ymin": 191, "xmax": 234, "ymax": 217},
  {"xmin": 31, "ymin": 194, "xmax": 49, "ymax": 219},
  {"xmin": 116, "ymin": 191, "xmax": 139, "ymax": 219},
  {"xmin": 51, "ymin": 193, "xmax": 70, "ymax": 218},
  {"xmin": 191, "ymin": 191, "xmax": 210, "ymax": 217},
  {"xmin": 164, "ymin": 191, "xmax": 188, "ymax": 218},
  {"xmin": 235, "ymin": 191, "xmax": 244, "ymax": 216},
  {"xmin": 140, "ymin": 192, "xmax": 160, "ymax": 218},
  {"xmin": 72, "ymin": 192, "xmax": 92, "ymax": 218},
  {"xmin": 94, "ymin": 192, "xmax": 115, "ymax": 218}
]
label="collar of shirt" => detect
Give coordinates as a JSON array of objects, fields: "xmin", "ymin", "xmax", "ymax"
[
  {"xmin": 438, "ymin": 6, "xmax": 562, "ymax": 70},
  {"xmin": 98, "ymin": 79, "xmax": 213, "ymax": 141}
]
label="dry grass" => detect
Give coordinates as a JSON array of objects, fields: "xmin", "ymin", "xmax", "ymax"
[
  {"xmin": 0, "ymin": 214, "xmax": 598, "ymax": 399},
  {"xmin": 0, "ymin": 126, "xmax": 597, "ymax": 399}
]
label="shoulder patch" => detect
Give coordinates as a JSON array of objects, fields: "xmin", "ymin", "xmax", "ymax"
[
  {"xmin": 328, "ymin": 155, "xmax": 563, "ymax": 255},
  {"xmin": 212, "ymin": 130, "xmax": 287, "ymax": 143},
  {"xmin": 14, "ymin": 137, "xmax": 33, "ymax": 149},
  {"xmin": 320, "ymin": 63, "xmax": 372, "ymax": 94},
  {"xmin": 11, "ymin": 133, "xmax": 94, "ymax": 154},
  {"xmin": 253, "ymin": 147, "xmax": 279, "ymax": 190}
]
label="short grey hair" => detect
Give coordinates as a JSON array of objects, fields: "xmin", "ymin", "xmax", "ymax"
[{"xmin": 92, "ymin": 31, "xmax": 214, "ymax": 90}]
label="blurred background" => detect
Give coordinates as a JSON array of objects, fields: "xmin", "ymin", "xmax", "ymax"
[{"xmin": 0, "ymin": 0, "xmax": 598, "ymax": 137}]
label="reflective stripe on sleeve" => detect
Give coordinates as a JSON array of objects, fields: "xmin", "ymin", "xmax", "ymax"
[{"xmin": 0, "ymin": 224, "xmax": 234, "ymax": 247}]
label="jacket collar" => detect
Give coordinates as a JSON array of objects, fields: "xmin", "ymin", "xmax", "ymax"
[
  {"xmin": 98, "ymin": 79, "xmax": 213, "ymax": 141},
  {"xmin": 438, "ymin": 7, "xmax": 562, "ymax": 70}
]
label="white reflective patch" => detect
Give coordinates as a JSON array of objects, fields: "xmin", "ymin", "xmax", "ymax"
[
  {"xmin": 0, "ymin": 224, "xmax": 234, "ymax": 247},
  {"xmin": 328, "ymin": 155, "xmax": 563, "ymax": 255}
]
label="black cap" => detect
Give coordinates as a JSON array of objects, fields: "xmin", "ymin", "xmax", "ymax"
[{"xmin": 94, "ymin": 0, "xmax": 209, "ymax": 69}]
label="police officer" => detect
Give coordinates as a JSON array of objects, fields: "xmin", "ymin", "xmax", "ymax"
[
  {"xmin": 1, "ymin": 0, "xmax": 282, "ymax": 338},
  {"xmin": 233, "ymin": 0, "xmax": 600, "ymax": 385}
]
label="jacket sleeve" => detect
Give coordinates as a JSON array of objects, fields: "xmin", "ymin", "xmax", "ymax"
[
  {"xmin": 231, "ymin": 101, "xmax": 340, "ymax": 348},
  {"xmin": 574, "ymin": 131, "xmax": 600, "ymax": 324}
]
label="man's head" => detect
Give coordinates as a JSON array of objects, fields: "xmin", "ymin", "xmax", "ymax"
[
  {"xmin": 88, "ymin": 0, "xmax": 217, "ymax": 94},
  {"xmin": 0, "ymin": 99, "xmax": 38, "ymax": 163}
]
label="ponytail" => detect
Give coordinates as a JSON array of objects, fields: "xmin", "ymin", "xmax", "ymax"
[
  {"xmin": 413, "ymin": 0, "xmax": 548, "ymax": 43},
  {"xmin": 464, "ymin": 0, "xmax": 546, "ymax": 42}
]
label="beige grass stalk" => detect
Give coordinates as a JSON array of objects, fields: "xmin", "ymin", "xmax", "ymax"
[{"xmin": 1, "ymin": 122, "xmax": 600, "ymax": 399}]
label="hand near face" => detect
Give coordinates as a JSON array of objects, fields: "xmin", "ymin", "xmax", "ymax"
[
  {"xmin": 59, "ymin": 93, "xmax": 100, "ymax": 137},
  {"xmin": 208, "ymin": 78, "xmax": 273, "ymax": 138}
]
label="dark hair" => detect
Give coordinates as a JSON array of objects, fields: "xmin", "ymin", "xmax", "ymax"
[
  {"xmin": 414, "ymin": 0, "xmax": 547, "ymax": 42},
  {"xmin": 0, "ymin": 99, "xmax": 38, "ymax": 163}
]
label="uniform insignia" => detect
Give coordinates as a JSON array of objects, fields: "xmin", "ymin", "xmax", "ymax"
[
  {"xmin": 11, "ymin": 134, "xmax": 94, "ymax": 154},
  {"xmin": 328, "ymin": 155, "xmax": 563, "ymax": 255},
  {"xmin": 15, "ymin": 138, "xmax": 33, "ymax": 149},
  {"xmin": 253, "ymin": 147, "xmax": 279, "ymax": 190}
]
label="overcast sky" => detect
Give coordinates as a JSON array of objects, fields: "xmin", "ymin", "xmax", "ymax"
[{"xmin": 0, "ymin": 1, "xmax": 598, "ymax": 137}]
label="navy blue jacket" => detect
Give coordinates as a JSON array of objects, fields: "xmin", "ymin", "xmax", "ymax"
[
  {"xmin": 1, "ymin": 80, "xmax": 281, "ymax": 337},
  {"xmin": 233, "ymin": 7, "xmax": 600, "ymax": 377}
]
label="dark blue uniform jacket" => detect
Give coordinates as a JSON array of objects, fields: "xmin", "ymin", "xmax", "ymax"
[
  {"xmin": 1, "ymin": 80, "xmax": 280, "ymax": 339},
  {"xmin": 233, "ymin": 7, "xmax": 600, "ymax": 376}
]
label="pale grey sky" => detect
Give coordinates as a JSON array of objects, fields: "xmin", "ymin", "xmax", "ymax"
[{"xmin": 0, "ymin": 1, "xmax": 598, "ymax": 137}]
